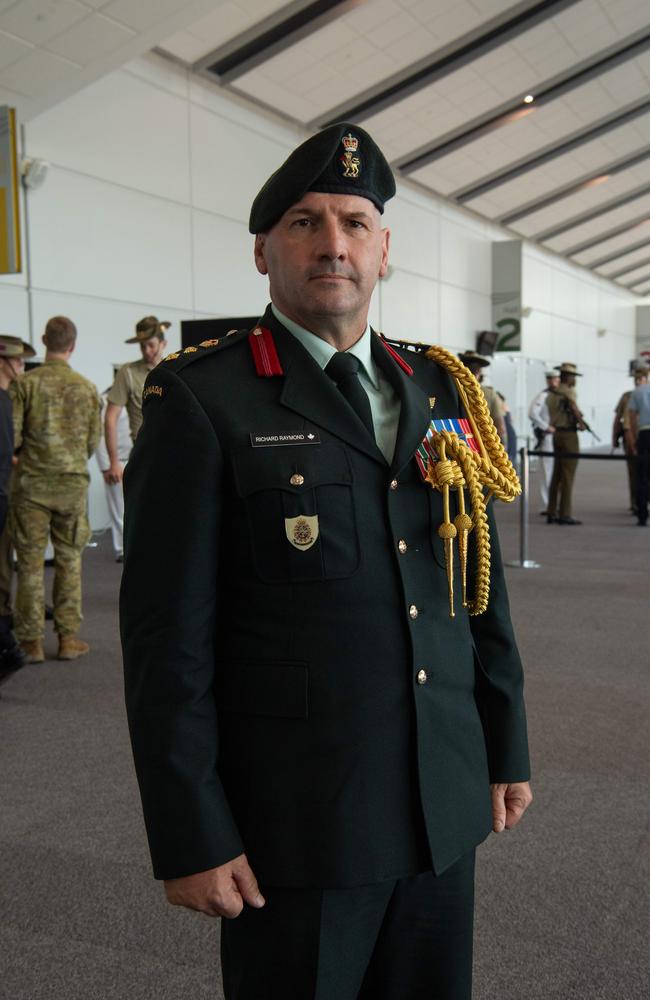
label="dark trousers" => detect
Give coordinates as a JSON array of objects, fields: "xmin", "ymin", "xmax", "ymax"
[
  {"xmin": 635, "ymin": 430, "xmax": 650, "ymax": 524},
  {"xmin": 548, "ymin": 430, "xmax": 579, "ymax": 519},
  {"xmin": 220, "ymin": 851, "xmax": 475, "ymax": 1000}
]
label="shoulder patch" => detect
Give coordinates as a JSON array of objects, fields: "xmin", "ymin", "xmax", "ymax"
[
  {"xmin": 142, "ymin": 383, "xmax": 165, "ymax": 403},
  {"xmin": 159, "ymin": 328, "xmax": 249, "ymax": 372}
]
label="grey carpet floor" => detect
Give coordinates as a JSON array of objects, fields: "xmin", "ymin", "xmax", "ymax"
[{"xmin": 0, "ymin": 456, "xmax": 647, "ymax": 999}]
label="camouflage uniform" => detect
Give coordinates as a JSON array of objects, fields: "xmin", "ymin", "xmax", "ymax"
[{"xmin": 10, "ymin": 359, "xmax": 101, "ymax": 641}]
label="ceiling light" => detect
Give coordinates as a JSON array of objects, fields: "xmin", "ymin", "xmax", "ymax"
[{"xmin": 523, "ymin": 94, "xmax": 534, "ymax": 104}]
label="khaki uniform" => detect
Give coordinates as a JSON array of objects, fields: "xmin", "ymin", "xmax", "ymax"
[
  {"xmin": 613, "ymin": 390, "xmax": 636, "ymax": 509},
  {"xmin": 10, "ymin": 359, "xmax": 101, "ymax": 641},
  {"xmin": 546, "ymin": 384, "xmax": 580, "ymax": 519},
  {"xmin": 107, "ymin": 359, "xmax": 150, "ymax": 442}
]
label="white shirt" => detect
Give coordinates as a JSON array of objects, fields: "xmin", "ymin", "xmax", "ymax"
[{"xmin": 529, "ymin": 388, "xmax": 552, "ymax": 434}]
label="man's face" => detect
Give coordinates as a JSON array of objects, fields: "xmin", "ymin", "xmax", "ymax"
[
  {"xmin": 547, "ymin": 376, "xmax": 560, "ymax": 389},
  {"xmin": 254, "ymin": 192, "xmax": 389, "ymax": 332},
  {"xmin": 140, "ymin": 336, "xmax": 167, "ymax": 367},
  {"xmin": 634, "ymin": 373, "xmax": 647, "ymax": 386}
]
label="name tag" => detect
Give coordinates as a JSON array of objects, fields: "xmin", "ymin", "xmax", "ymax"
[{"xmin": 250, "ymin": 431, "xmax": 321, "ymax": 448}]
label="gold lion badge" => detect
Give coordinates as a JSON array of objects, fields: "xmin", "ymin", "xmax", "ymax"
[
  {"xmin": 340, "ymin": 133, "xmax": 361, "ymax": 178},
  {"xmin": 285, "ymin": 515, "xmax": 319, "ymax": 551}
]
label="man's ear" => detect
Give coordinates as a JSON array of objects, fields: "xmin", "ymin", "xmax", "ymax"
[
  {"xmin": 378, "ymin": 228, "xmax": 390, "ymax": 279},
  {"xmin": 254, "ymin": 234, "xmax": 269, "ymax": 276}
]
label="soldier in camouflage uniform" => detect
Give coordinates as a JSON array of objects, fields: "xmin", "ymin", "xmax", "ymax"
[{"xmin": 10, "ymin": 316, "xmax": 101, "ymax": 662}]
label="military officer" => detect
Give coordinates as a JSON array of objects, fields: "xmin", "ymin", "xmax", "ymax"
[
  {"xmin": 121, "ymin": 124, "xmax": 532, "ymax": 1000},
  {"xmin": 10, "ymin": 316, "xmax": 101, "ymax": 663},
  {"xmin": 546, "ymin": 362, "xmax": 586, "ymax": 525},
  {"xmin": 0, "ymin": 335, "xmax": 35, "ymax": 682},
  {"xmin": 104, "ymin": 315, "xmax": 168, "ymax": 485}
]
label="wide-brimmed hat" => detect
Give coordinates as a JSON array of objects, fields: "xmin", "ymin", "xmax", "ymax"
[
  {"xmin": 0, "ymin": 334, "xmax": 36, "ymax": 359},
  {"xmin": 458, "ymin": 350, "xmax": 490, "ymax": 368},
  {"xmin": 125, "ymin": 315, "xmax": 170, "ymax": 344},
  {"xmin": 554, "ymin": 362, "xmax": 583, "ymax": 376}
]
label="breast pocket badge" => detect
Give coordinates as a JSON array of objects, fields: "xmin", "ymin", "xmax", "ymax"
[{"xmin": 285, "ymin": 515, "xmax": 319, "ymax": 551}]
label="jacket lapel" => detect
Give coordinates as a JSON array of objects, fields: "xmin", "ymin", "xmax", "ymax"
[
  {"xmin": 371, "ymin": 333, "xmax": 431, "ymax": 475},
  {"xmin": 265, "ymin": 311, "xmax": 387, "ymax": 466}
]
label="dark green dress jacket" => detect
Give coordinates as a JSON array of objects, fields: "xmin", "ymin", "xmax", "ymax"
[{"xmin": 121, "ymin": 306, "xmax": 530, "ymax": 887}]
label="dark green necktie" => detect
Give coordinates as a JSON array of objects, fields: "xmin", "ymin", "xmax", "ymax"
[{"xmin": 326, "ymin": 352, "xmax": 375, "ymax": 439}]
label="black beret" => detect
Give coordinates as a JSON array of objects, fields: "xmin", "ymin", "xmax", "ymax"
[{"xmin": 249, "ymin": 122, "xmax": 396, "ymax": 234}]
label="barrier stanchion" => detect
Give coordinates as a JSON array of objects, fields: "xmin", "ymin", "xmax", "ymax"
[{"xmin": 506, "ymin": 443, "xmax": 541, "ymax": 570}]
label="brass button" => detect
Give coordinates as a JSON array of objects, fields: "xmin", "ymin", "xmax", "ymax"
[
  {"xmin": 290, "ymin": 473, "xmax": 305, "ymax": 486},
  {"xmin": 409, "ymin": 604, "xmax": 418, "ymax": 620},
  {"xmin": 398, "ymin": 539, "xmax": 407, "ymax": 554},
  {"xmin": 416, "ymin": 669, "xmax": 427, "ymax": 685},
  {"xmin": 390, "ymin": 478, "xmax": 398, "ymax": 491}
]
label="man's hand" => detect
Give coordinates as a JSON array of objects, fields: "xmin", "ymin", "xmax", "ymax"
[
  {"xmin": 105, "ymin": 461, "xmax": 124, "ymax": 485},
  {"xmin": 490, "ymin": 781, "xmax": 533, "ymax": 833},
  {"xmin": 164, "ymin": 853, "xmax": 265, "ymax": 919}
]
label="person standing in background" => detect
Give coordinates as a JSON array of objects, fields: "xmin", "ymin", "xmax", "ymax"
[
  {"xmin": 612, "ymin": 366, "xmax": 648, "ymax": 516},
  {"xmin": 529, "ymin": 371, "xmax": 560, "ymax": 514},
  {"xmin": 546, "ymin": 362, "xmax": 586, "ymax": 526},
  {"xmin": 10, "ymin": 317, "xmax": 101, "ymax": 663},
  {"xmin": 627, "ymin": 373, "xmax": 650, "ymax": 527},
  {"xmin": 457, "ymin": 351, "xmax": 506, "ymax": 443},
  {"xmin": 96, "ymin": 365, "xmax": 132, "ymax": 562},
  {"xmin": 0, "ymin": 335, "xmax": 35, "ymax": 681},
  {"xmin": 104, "ymin": 316, "xmax": 168, "ymax": 485}
]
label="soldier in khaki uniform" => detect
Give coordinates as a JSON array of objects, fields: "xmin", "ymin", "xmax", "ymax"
[
  {"xmin": 10, "ymin": 316, "xmax": 101, "ymax": 662},
  {"xmin": 612, "ymin": 366, "xmax": 648, "ymax": 514},
  {"xmin": 458, "ymin": 351, "xmax": 506, "ymax": 442},
  {"xmin": 546, "ymin": 362, "xmax": 586, "ymax": 525},
  {"xmin": 104, "ymin": 316, "xmax": 168, "ymax": 484}
]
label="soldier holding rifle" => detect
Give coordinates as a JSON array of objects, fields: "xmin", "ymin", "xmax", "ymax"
[{"xmin": 546, "ymin": 362, "xmax": 586, "ymax": 525}]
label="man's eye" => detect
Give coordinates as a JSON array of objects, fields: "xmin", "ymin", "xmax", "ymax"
[
  {"xmin": 292, "ymin": 218, "xmax": 312, "ymax": 228},
  {"xmin": 348, "ymin": 220, "xmax": 365, "ymax": 229}
]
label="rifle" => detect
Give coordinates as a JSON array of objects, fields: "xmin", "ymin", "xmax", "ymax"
[{"xmin": 550, "ymin": 388, "xmax": 601, "ymax": 442}]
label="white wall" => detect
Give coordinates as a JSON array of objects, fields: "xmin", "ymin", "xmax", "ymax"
[{"xmin": 1, "ymin": 51, "xmax": 640, "ymax": 526}]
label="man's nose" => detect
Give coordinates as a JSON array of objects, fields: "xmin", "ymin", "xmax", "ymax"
[{"xmin": 317, "ymin": 219, "xmax": 347, "ymax": 260}]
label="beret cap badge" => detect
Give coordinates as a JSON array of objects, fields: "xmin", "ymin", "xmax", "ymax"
[{"xmin": 340, "ymin": 133, "xmax": 361, "ymax": 179}]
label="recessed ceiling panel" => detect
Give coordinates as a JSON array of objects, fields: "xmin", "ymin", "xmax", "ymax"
[
  {"xmin": 543, "ymin": 191, "xmax": 650, "ymax": 251},
  {"xmin": 596, "ymin": 242, "xmax": 650, "ymax": 275},
  {"xmin": 231, "ymin": 0, "xmax": 526, "ymax": 129},
  {"xmin": 571, "ymin": 220, "xmax": 650, "ymax": 265},
  {"xmin": 506, "ymin": 160, "xmax": 650, "ymax": 236},
  {"xmin": 448, "ymin": 111, "xmax": 650, "ymax": 218}
]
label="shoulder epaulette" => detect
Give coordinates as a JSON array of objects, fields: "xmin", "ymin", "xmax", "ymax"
[
  {"xmin": 159, "ymin": 328, "xmax": 249, "ymax": 373},
  {"xmin": 380, "ymin": 333, "xmax": 431, "ymax": 354}
]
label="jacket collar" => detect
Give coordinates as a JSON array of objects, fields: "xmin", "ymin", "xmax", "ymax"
[{"xmin": 261, "ymin": 307, "xmax": 430, "ymax": 471}]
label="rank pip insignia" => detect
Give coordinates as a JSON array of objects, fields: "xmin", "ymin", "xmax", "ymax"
[
  {"xmin": 340, "ymin": 133, "xmax": 361, "ymax": 179},
  {"xmin": 285, "ymin": 515, "xmax": 319, "ymax": 551}
]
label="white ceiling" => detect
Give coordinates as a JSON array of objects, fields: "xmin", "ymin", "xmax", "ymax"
[
  {"xmin": 158, "ymin": 0, "xmax": 650, "ymax": 293},
  {"xmin": 0, "ymin": 0, "xmax": 223, "ymax": 119},
  {"xmin": 0, "ymin": 0, "xmax": 648, "ymax": 293}
]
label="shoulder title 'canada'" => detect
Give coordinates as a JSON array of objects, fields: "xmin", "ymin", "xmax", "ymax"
[{"xmin": 160, "ymin": 328, "xmax": 249, "ymax": 372}]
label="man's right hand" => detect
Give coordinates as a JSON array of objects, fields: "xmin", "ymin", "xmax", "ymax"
[
  {"xmin": 105, "ymin": 462, "xmax": 124, "ymax": 485},
  {"xmin": 164, "ymin": 853, "xmax": 265, "ymax": 919}
]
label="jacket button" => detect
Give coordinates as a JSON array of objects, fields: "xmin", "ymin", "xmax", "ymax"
[
  {"xmin": 390, "ymin": 478, "xmax": 398, "ymax": 490},
  {"xmin": 290, "ymin": 473, "xmax": 304, "ymax": 486},
  {"xmin": 416, "ymin": 669, "xmax": 428, "ymax": 685},
  {"xmin": 398, "ymin": 539, "xmax": 407, "ymax": 554},
  {"xmin": 408, "ymin": 604, "xmax": 418, "ymax": 620}
]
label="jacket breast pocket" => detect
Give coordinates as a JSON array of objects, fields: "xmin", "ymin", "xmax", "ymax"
[{"xmin": 232, "ymin": 442, "xmax": 360, "ymax": 583}]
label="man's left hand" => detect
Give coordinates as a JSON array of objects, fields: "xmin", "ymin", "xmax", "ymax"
[{"xmin": 490, "ymin": 781, "xmax": 533, "ymax": 833}]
